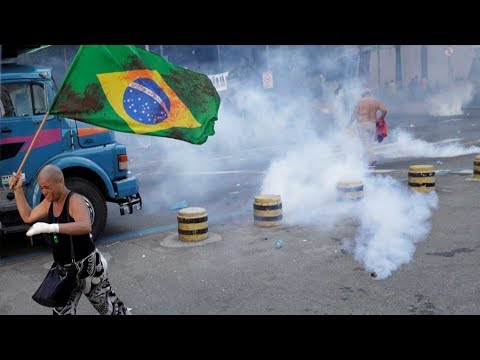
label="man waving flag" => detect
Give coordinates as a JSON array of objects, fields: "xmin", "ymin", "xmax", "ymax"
[{"xmin": 49, "ymin": 45, "xmax": 221, "ymax": 145}]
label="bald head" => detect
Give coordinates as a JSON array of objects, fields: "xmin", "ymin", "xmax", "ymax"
[
  {"xmin": 361, "ymin": 89, "xmax": 372, "ymax": 97},
  {"xmin": 38, "ymin": 164, "xmax": 64, "ymax": 183}
]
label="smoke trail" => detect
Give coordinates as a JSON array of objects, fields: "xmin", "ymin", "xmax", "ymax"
[{"xmin": 376, "ymin": 130, "xmax": 480, "ymax": 159}]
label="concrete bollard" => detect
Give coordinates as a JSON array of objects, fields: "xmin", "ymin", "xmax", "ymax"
[
  {"xmin": 474, "ymin": 155, "xmax": 480, "ymax": 180},
  {"xmin": 408, "ymin": 165, "xmax": 435, "ymax": 192},
  {"xmin": 177, "ymin": 207, "xmax": 208, "ymax": 242},
  {"xmin": 336, "ymin": 181, "xmax": 364, "ymax": 202},
  {"xmin": 253, "ymin": 194, "xmax": 282, "ymax": 227}
]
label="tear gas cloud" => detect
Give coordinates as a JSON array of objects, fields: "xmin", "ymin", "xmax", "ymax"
[
  {"xmin": 347, "ymin": 176, "xmax": 438, "ymax": 280},
  {"xmin": 426, "ymin": 82, "xmax": 474, "ymax": 116},
  {"xmin": 377, "ymin": 130, "xmax": 480, "ymax": 159},
  {"xmin": 260, "ymin": 132, "xmax": 440, "ymax": 280}
]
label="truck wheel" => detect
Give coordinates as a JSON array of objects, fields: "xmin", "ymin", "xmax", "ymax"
[{"xmin": 64, "ymin": 177, "xmax": 107, "ymax": 241}]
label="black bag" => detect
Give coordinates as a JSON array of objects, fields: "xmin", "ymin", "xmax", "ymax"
[
  {"xmin": 32, "ymin": 262, "xmax": 79, "ymax": 307},
  {"xmin": 32, "ymin": 191, "xmax": 79, "ymax": 308}
]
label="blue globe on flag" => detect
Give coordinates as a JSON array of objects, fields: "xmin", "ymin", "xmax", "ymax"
[{"xmin": 123, "ymin": 78, "xmax": 171, "ymax": 124}]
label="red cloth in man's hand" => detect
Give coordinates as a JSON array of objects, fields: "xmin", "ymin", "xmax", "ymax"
[{"xmin": 375, "ymin": 117, "xmax": 388, "ymax": 143}]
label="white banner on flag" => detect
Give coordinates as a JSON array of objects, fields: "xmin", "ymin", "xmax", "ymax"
[{"xmin": 208, "ymin": 72, "xmax": 229, "ymax": 92}]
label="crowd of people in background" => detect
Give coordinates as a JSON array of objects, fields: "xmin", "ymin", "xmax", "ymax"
[
  {"xmin": 378, "ymin": 76, "xmax": 436, "ymax": 103},
  {"xmin": 407, "ymin": 76, "xmax": 432, "ymax": 101}
]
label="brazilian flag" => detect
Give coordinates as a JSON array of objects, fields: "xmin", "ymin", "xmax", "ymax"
[{"xmin": 49, "ymin": 45, "xmax": 221, "ymax": 145}]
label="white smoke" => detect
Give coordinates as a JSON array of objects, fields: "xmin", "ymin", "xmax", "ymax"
[
  {"xmin": 349, "ymin": 175, "xmax": 438, "ymax": 280},
  {"xmin": 260, "ymin": 137, "xmax": 439, "ymax": 280},
  {"xmin": 426, "ymin": 82, "xmax": 474, "ymax": 116},
  {"xmin": 377, "ymin": 130, "xmax": 480, "ymax": 159},
  {"xmin": 214, "ymin": 87, "xmax": 318, "ymax": 152},
  {"xmin": 260, "ymin": 130, "xmax": 368, "ymax": 228}
]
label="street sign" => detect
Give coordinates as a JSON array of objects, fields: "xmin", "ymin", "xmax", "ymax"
[
  {"xmin": 262, "ymin": 71, "xmax": 273, "ymax": 89},
  {"xmin": 445, "ymin": 47, "xmax": 454, "ymax": 57}
]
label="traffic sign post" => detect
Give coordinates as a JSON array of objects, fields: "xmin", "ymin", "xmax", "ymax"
[
  {"xmin": 262, "ymin": 71, "xmax": 273, "ymax": 89},
  {"xmin": 445, "ymin": 47, "xmax": 454, "ymax": 84}
]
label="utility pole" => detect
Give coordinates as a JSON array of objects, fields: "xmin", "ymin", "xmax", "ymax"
[
  {"xmin": 217, "ymin": 45, "xmax": 222, "ymax": 72},
  {"xmin": 445, "ymin": 46, "xmax": 454, "ymax": 85},
  {"xmin": 421, "ymin": 45, "xmax": 428, "ymax": 83},
  {"xmin": 266, "ymin": 45, "xmax": 270, "ymax": 70},
  {"xmin": 64, "ymin": 47, "xmax": 68, "ymax": 73},
  {"xmin": 395, "ymin": 45, "xmax": 402, "ymax": 87},
  {"xmin": 377, "ymin": 45, "xmax": 381, "ymax": 91}
]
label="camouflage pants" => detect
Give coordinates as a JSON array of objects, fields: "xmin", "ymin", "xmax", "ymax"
[{"xmin": 53, "ymin": 249, "xmax": 131, "ymax": 315}]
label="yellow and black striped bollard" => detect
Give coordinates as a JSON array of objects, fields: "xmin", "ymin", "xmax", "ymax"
[
  {"xmin": 177, "ymin": 207, "xmax": 208, "ymax": 242},
  {"xmin": 408, "ymin": 165, "xmax": 435, "ymax": 193},
  {"xmin": 253, "ymin": 194, "xmax": 282, "ymax": 227},
  {"xmin": 474, "ymin": 155, "xmax": 480, "ymax": 180}
]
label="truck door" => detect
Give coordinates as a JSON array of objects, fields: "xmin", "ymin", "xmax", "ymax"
[{"xmin": 0, "ymin": 81, "xmax": 62, "ymax": 201}]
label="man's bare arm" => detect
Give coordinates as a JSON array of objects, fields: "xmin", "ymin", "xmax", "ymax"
[{"xmin": 378, "ymin": 101, "xmax": 387, "ymax": 119}]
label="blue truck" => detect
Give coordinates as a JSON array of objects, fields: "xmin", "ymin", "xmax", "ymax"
[{"xmin": 0, "ymin": 63, "xmax": 142, "ymax": 242}]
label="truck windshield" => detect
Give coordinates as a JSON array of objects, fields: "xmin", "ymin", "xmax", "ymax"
[{"xmin": 0, "ymin": 82, "xmax": 47, "ymax": 118}]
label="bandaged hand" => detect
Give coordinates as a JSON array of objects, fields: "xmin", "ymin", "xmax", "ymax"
[{"xmin": 26, "ymin": 222, "xmax": 59, "ymax": 236}]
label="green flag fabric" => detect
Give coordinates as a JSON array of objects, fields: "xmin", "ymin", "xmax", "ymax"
[{"xmin": 49, "ymin": 45, "xmax": 221, "ymax": 145}]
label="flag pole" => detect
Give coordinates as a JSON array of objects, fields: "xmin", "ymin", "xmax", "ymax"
[{"xmin": 10, "ymin": 112, "xmax": 50, "ymax": 189}]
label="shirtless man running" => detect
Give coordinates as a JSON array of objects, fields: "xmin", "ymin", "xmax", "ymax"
[{"xmin": 347, "ymin": 89, "xmax": 387, "ymax": 166}]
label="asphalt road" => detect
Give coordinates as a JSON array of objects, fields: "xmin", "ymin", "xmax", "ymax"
[{"xmin": 2, "ymin": 113, "xmax": 480, "ymax": 314}]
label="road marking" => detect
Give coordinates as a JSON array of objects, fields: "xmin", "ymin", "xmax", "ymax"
[
  {"xmin": 433, "ymin": 138, "xmax": 463, "ymax": 144},
  {"xmin": 105, "ymin": 241, "xmax": 121, "ymax": 248},
  {"xmin": 0, "ymin": 250, "xmax": 47, "ymax": 266},
  {"xmin": 0, "ymin": 206, "xmax": 253, "ymax": 266},
  {"xmin": 462, "ymin": 139, "xmax": 480, "ymax": 146},
  {"xmin": 435, "ymin": 168, "xmax": 474, "ymax": 175},
  {"xmin": 455, "ymin": 169, "xmax": 474, "ymax": 175},
  {"xmin": 368, "ymin": 169, "xmax": 396, "ymax": 173},
  {"xmin": 176, "ymin": 170, "xmax": 266, "ymax": 175},
  {"xmin": 137, "ymin": 170, "xmax": 266, "ymax": 177},
  {"xmin": 439, "ymin": 118, "xmax": 463, "ymax": 123},
  {"xmin": 209, "ymin": 155, "xmax": 234, "ymax": 160}
]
